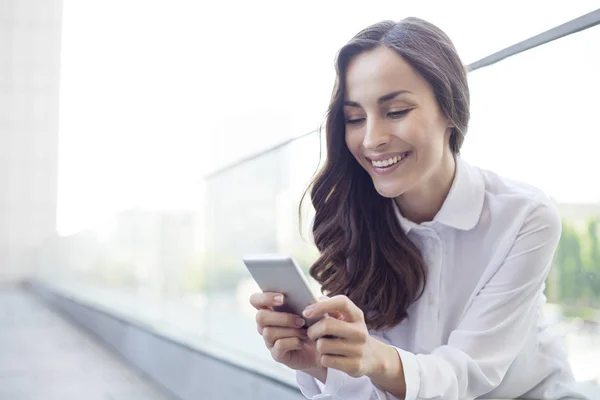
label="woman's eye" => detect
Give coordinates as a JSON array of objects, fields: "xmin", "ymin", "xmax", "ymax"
[
  {"xmin": 345, "ymin": 117, "xmax": 365, "ymax": 125},
  {"xmin": 345, "ymin": 109, "xmax": 409, "ymax": 124},
  {"xmin": 388, "ymin": 110, "xmax": 410, "ymax": 118}
]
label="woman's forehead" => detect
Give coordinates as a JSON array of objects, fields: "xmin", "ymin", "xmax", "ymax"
[{"xmin": 344, "ymin": 48, "xmax": 427, "ymax": 102}]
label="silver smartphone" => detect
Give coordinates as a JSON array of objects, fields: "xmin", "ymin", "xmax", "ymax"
[{"xmin": 242, "ymin": 254, "xmax": 322, "ymax": 327}]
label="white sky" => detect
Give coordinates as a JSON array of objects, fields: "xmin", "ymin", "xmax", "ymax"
[{"xmin": 57, "ymin": 0, "xmax": 600, "ymax": 235}]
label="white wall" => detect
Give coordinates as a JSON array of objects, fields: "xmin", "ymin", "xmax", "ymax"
[{"xmin": 0, "ymin": 0, "xmax": 62, "ymax": 282}]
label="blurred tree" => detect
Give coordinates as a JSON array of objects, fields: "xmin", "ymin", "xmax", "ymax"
[
  {"xmin": 554, "ymin": 221, "xmax": 585, "ymax": 305},
  {"xmin": 552, "ymin": 217, "xmax": 600, "ymax": 313},
  {"xmin": 583, "ymin": 217, "xmax": 600, "ymax": 307}
]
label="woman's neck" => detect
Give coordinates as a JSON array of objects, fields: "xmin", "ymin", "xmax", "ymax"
[{"xmin": 395, "ymin": 153, "xmax": 456, "ymax": 224}]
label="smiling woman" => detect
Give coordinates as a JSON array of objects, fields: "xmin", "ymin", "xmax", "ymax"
[
  {"xmin": 308, "ymin": 17, "xmax": 471, "ymax": 333},
  {"xmin": 249, "ymin": 17, "xmax": 590, "ymax": 400}
]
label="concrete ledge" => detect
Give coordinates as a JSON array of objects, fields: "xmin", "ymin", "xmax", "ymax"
[{"xmin": 29, "ymin": 281, "xmax": 305, "ymax": 400}]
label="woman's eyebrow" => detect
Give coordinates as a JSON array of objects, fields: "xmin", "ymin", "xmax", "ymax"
[{"xmin": 343, "ymin": 90, "xmax": 413, "ymax": 108}]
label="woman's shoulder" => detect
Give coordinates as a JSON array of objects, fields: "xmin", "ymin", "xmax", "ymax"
[
  {"xmin": 472, "ymin": 163, "xmax": 555, "ymax": 206},
  {"xmin": 468, "ymin": 162, "xmax": 561, "ymax": 229},
  {"xmin": 466, "ymin": 162, "xmax": 562, "ymax": 276}
]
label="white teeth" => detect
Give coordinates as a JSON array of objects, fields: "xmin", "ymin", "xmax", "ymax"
[{"xmin": 372, "ymin": 155, "xmax": 401, "ymax": 168}]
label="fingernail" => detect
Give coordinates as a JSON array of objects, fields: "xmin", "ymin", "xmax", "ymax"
[
  {"xmin": 274, "ymin": 295, "xmax": 283, "ymax": 304},
  {"xmin": 303, "ymin": 307, "xmax": 313, "ymax": 318},
  {"xmin": 296, "ymin": 317, "xmax": 305, "ymax": 327}
]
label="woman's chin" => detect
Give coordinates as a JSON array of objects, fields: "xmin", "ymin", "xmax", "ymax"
[{"xmin": 373, "ymin": 182, "xmax": 405, "ymax": 199}]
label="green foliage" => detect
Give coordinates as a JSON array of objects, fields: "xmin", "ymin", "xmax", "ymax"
[
  {"xmin": 552, "ymin": 216, "xmax": 600, "ymax": 314},
  {"xmin": 563, "ymin": 306, "xmax": 598, "ymax": 320},
  {"xmin": 584, "ymin": 218, "xmax": 600, "ymax": 300}
]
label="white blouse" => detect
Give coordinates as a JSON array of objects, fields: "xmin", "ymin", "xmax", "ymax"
[{"xmin": 296, "ymin": 157, "xmax": 587, "ymax": 400}]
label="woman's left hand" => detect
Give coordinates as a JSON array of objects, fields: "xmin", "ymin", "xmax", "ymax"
[{"xmin": 302, "ymin": 295, "xmax": 381, "ymax": 378}]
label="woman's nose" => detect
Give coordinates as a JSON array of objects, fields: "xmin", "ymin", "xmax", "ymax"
[{"xmin": 363, "ymin": 119, "xmax": 390, "ymax": 150}]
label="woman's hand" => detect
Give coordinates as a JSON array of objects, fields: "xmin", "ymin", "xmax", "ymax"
[
  {"xmin": 249, "ymin": 292, "xmax": 322, "ymax": 374},
  {"xmin": 304, "ymin": 295, "xmax": 407, "ymax": 397},
  {"xmin": 303, "ymin": 295, "xmax": 383, "ymax": 378}
]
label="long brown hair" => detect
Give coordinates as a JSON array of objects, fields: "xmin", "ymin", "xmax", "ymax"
[{"xmin": 301, "ymin": 17, "xmax": 470, "ymax": 330}]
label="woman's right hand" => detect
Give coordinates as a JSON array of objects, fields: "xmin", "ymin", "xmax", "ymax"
[{"xmin": 249, "ymin": 292, "xmax": 320, "ymax": 372}]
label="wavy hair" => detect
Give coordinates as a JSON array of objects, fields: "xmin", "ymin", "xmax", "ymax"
[{"xmin": 301, "ymin": 17, "xmax": 470, "ymax": 330}]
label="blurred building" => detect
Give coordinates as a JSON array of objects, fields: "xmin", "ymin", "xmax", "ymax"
[
  {"xmin": 108, "ymin": 208, "xmax": 196, "ymax": 297},
  {"xmin": 0, "ymin": 0, "xmax": 62, "ymax": 282},
  {"xmin": 204, "ymin": 149, "xmax": 288, "ymax": 260}
]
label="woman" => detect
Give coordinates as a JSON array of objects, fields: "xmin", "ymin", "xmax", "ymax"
[{"xmin": 249, "ymin": 17, "xmax": 587, "ymax": 400}]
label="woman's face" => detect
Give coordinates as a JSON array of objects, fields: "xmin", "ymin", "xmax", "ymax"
[{"xmin": 344, "ymin": 46, "xmax": 454, "ymax": 199}]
